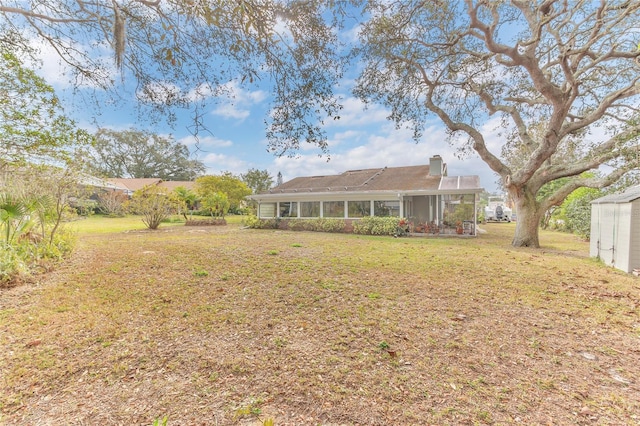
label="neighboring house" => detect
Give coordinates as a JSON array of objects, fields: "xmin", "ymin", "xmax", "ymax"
[
  {"xmin": 105, "ymin": 178, "xmax": 195, "ymax": 194},
  {"xmin": 78, "ymin": 175, "xmax": 130, "ymax": 194},
  {"xmin": 106, "ymin": 178, "xmax": 162, "ymax": 194},
  {"xmin": 248, "ymin": 155, "xmax": 483, "ymax": 235},
  {"xmin": 590, "ymin": 185, "xmax": 640, "ymax": 273},
  {"xmin": 157, "ymin": 180, "xmax": 196, "ymax": 192}
]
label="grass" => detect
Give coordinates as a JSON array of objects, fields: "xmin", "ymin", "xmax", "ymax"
[
  {"xmin": 70, "ymin": 214, "xmax": 246, "ymax": 235},
  {"xmin": 1, "ymin": 220, "xmax": 639, "ymax": 425}
]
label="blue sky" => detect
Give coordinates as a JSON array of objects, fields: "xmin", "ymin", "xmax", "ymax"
[{"xmin": 29, "ymin": 24, "xmax": 504, "ymax": 194}]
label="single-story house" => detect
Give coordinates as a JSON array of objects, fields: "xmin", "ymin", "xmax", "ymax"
[
  {"xmin": 78, "ymin": 175, "xmax": 131, "ymax": 194},
  {"xmin": 105, "ymin": 178, "xmax": 196, "ymax": 195},
  {"xmin": 105, "ymin": 178, "xmax": 162, "ymax": 194},
  {"xmin": 156, "ymin": 180, "xmax": 196, "ymax": 192},
  {"xmin": 248, "ymin": 156, "xmax": 483, "ymax": 235},
  {"xmin": 590, "ymin": 185, "xmax": 640, "ymax": 273}
]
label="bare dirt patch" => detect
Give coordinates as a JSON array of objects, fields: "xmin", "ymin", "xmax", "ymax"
[{"xmin": 1, "ymin": 223, "xmax": 639, "ymax": 425}]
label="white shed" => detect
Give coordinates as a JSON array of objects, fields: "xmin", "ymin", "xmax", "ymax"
[{"xmin": 590, "ymin": 185, "xmax": 640, "ymax": 273}]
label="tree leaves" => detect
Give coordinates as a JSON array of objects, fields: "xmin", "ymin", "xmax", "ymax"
[{"xmin": 86, "ymin": 128, "xmax": 205, "ymax": 180}]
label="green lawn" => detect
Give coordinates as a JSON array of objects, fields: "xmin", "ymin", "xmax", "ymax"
[
  {"xmin": 1, "ymin": 219, "xmax": 638, "ymax": 425},
  {"xmin": 70, "ymin": 214, "xmax": 246, "ymax": 235}
]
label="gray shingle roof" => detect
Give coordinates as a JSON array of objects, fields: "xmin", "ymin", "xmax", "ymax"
[
  {"xmin": 591, "ymin": 185, "xmax": 640, "ymax": 204},
  {"xmin": 262, "ymin": 164, "xmax": 481, "ymax": 194}
]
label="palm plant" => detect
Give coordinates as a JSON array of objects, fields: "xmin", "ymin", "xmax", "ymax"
[{"xmin": 0, "ymin": 193, "xmax": 31, "ymax": 244}]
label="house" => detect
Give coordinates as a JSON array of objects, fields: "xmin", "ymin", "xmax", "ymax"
[
  {"xmin": 105, "ymin": 178, "xmax": 196, "ymax": 195},
  {"xmin": 590, "ymin": 185, "xmax": 640, "ymax": 273},
  {"xmin": 248, "ymin": 156, "xmax": 483, "ymax": 235},
  {"xmin": 157, "ymin": 180, "xmax": 196, "ymax": 192},
  {"xmin": 78, "ymin": 174, "xmax": 131, "ymax": 194}
]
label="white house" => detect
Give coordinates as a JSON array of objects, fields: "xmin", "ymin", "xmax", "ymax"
[
  {"xmin": 590, "ymin": 185, "xmax": 640, "ymax": 273},
  {"xmin": 248, "ymin": 156, "xmax": 483, "ymax": 235}
]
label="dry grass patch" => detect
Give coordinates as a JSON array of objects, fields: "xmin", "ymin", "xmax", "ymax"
[{"xmin": 1, "ymin": 221, "xmax": 639, "ymax": 425}]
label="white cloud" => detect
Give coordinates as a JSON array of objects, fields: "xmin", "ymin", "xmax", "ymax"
[
  {"xmin": 210, "ymin": 80, "xmax": 268, "ymax": 122},
  {"xmin": 340, "ymin": 23, "xmax": 363, "ymax": 44},
  {"xmin": 185, "ymin": 83, "xmax": 219, "ymax": 102},
  {"xmin": 211, "ymin": 104, "xmax": 251, "ymax": 121},
  {"xmin": 200, "ymin": 153, "xmax": 249, "ymax": 176},
  {"xmin": 268, "ymin": 122, "xmax": 502, "ymax": 193},
  {"xmin": 331, "ymin": 130, "xmax": 366, "ymax": 147},
  {"xmin": 179, "ymin": 135, "xmax": 233, "ymax": 148},
  {"xmin": 327, "ymin": 96, "xmax": 389, "ymax": 128}
]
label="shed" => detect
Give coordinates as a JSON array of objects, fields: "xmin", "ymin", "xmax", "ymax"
[{"xmin": 590, "ymin": 185, "xmax": 640, "ymax": 273}]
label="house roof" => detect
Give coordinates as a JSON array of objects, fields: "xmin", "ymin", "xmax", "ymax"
[
  {"xmin": 106, "ymin": 178, "xmax": 162, "ymax": 192},
  {"xmin": 157, "ymin": 181, "xmax": 196, "ymax": 191},
  {"xmin": 101, "ymin": 178, "xmax": 197, "ymax": 193},
  {"xmin": 256, "ymin": 164, "xmax": 482, "ymax": 197},
  {"xmin": 79, "ymin": 175, "xmax": 130, "ymax": 192},
  {"xmin": 591, "ymin": 185, "xmax": 640, "ymax": 204}
]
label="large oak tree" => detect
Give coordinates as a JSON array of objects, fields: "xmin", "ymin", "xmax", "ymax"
[
  {"xmin": 355, "ymin": 0, "xmax": 640, "ymax": 247},
  {"xmin": 87, "ymin": 128, "xmax": 205, "ymax": 180}
]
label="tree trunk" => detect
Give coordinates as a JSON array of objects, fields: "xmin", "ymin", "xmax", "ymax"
[{"xmin": 510, "ymin": 190, "xmax": 543, "ymax": 248}]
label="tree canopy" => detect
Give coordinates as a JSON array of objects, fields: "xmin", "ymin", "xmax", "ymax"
[
  {"xmin": 355, "ymin": 0, "xmax": 640, "ymax": 247},
  {"xmin": 0, "ymin": 47, "xmax": 91, "ymax": 166},
  {"xmin": 85, "ymin": 128, "xmax": 205, "ymax": 180},
  {"xmin": 0, "ymin": 0, "xmax": 349, "ymax": 151},
  {"xmin": 195, "ymin": 173, "xmax": 251, "ymax": 212},
  {"xmin": 241, "ymin": 168, "xmax": 274, "ymax": 194}
]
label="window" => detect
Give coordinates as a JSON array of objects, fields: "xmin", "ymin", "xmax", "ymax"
[
  {"xmin": 279, "ymin": 202, "xmax": 297, "ymax": 217},
  {"xmin": 443, "ymin": 194, "xmax": 475, "ymax": 225},
  {"xmin": 374, "ymin": 200, "xmax": 400, "ymax": 217},
  {"xmin": 259, "ymin": 203, "xmax": 276, "ymax": 218},
  {"xmin": 300, "ymin": 201, "xmax": 320, "ymax": 217},
  {"xmin": 323, "ymin": 201, "xmax": 344, "ymax": 218},
  {"xmin": 348, "ymin": 200, "xmax": 370, "ymax": 218}
]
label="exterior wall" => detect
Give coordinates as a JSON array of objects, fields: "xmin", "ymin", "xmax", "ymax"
[
  {"xmin": 616, "ymin": 204, "xmax": 633, "ymax": 272},
  {"xmin": 590, "ymin": 203, "xmax": 633, "ymax": 272},
  {"xmin": 630, "ymin": 200, "xmax": 640, "ymax": 272},
  {"xmin": 254, "ymin": 193, "xmax": 477, "ymax": 236},
  {"xmin": 411, "ymin": 196, "xmax": 430, "ymax": 224},
  {"xmin": 590, "ymin": 203, "xmax": 616, "ymax": 268}
]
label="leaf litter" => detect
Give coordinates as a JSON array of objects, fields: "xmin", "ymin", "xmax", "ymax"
[{"xmin": 0, "ymin": 222, "xmax": 639, "ymax": 425}]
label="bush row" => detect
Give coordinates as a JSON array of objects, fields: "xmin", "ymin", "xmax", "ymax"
[
  {"xmin": 243, "ymin": 216, "xmax": 347, "ymax": 232},
  {"xmin": 352, "ymin": 216, "xmax": 402, "ymax": 235},
  {"xmin": 243, "ymin": 215, "xmax": 404, "ymax": 236}
]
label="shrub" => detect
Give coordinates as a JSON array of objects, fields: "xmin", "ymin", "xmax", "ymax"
[
  {"xmin": 185, "ymin": 218, "xmax": 227, "ymax": 226},
  {"xmin": 97, "ymin": 190, "xmax": 128, "ymax": 216},
  {"xmin": 562, "ymin": 187, "xmax": 601, "ymax": 240},
  {"xmin": 0, "ymin": 244, "xmax": 30, "ymax": 286},
  {"xmin": 201, "ymin": 192, "xmax": 230, "ymax": 218},
  {"xmin": 278, "ymin": 218, "xmax": 345, "ymax": 232},
  {"xmin": 0, "ymin": 227, "xmax": 76, "ymax": 287},
  {"xmin": 242, "ymin": 215, "xmax": 278, "ymax": 229},
  {"xmin": 287, "ymin": 219, "xmax": 306, "ymax": 231},
  {"xmin": 353, "ymin": 217, "xmax": 400, "ymax": 235},
  {"xmin": 317, "ymin": 218, "xmax": 345, "ymax": 233},
  {"xmin": 287, "ymin": 219, "xmax": 317, "ymax": 231},
  {"xmin": 127, "ymin": 186, "xmax": 180, "ymax": 230},
  {"xmin": 242, "ymin": 214, "xmax": 261, "ymax": 228}
]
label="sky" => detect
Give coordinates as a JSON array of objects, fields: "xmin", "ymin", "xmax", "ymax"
[{"xmin": 28, "ymin": 16, "xmax": 504, "ymax": 194}]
